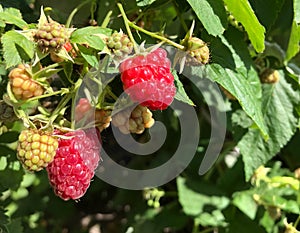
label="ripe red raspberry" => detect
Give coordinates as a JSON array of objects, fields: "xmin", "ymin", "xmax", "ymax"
[
  {"xmin": 46, "ymin": 129, "xmax": 101, "ymax": 200},
  {"xmin": 8, "ymin": 64, "xmax": 44, "ymax": 100},
  {"xmin": 119, "ymin": 48, "xmax": 176, "ymax": 111},
  {"xmin": 17, "ymin": 129, "xmax": 58, "ymax": 171}
]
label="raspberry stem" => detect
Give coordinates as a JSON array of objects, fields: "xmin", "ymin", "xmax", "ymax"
[
  {"xmin": 49, "ymin": 78, "xmax": 82, "ymax": 129},
  {"xmin": 117, "ymin": 3, "xmax": 184, "ymax": 50},
  {"xmin": 100, "ymin": 10, "xmax": 113, "ymax": 28},
  {"xmin": 65, "ymin": 0, "xmax": 93, "ymax": 28},
  {"xmin": 32, "ymin": 63, "xmax": 60, "ymax": 80},
  {"xmin": 294, "ymin": 215, "xmax": 300, "ymax": 229},
  {"xmin": 117, "ymin": 3, "xmax": 138, "ymax": 53},
  {"xmin": 21, "ymin": 89, "xmax": 69, "ymax": 105}
]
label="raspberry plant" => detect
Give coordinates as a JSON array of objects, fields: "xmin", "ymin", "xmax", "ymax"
[{"xmin": 0, "ymin": 1, "xmax": 299, "ymax": 233}]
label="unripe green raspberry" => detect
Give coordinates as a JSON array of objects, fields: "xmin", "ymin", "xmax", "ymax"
[
  {"xmin": 228, "ymin": 14, "xmax": 243, "ymax": 31},
  {"xmin": 17, "ymin": 129, "xmax": 59, "ymax": 171},
  {"xmin": 106, "ymin": 31, "xmax": 133, "ymax": 59},
  {"xmin": 185, "ymin": 37, "xmax": 210, "ymax": 65},
  {"xmin": 34, "ymin": 18, "xmax": 70, "ymax": 53},
  {"xmin": 112, "ymin": 105, "xmax": 155, "ymax": 134}
]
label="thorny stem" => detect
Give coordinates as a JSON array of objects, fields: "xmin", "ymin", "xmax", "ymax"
[
  {"xmin": 21, "ymin": 89, "xmax": 69, "ymax": 105},
  {"xmin": 192, "ymin": 222, "xmax": 198, "ymax": 233},
  {"xmin": 117, "ymin": 3, "xmax": 138, "ymax": 53},
  {"xmin": 106, "ymin": 87, "xmax": 119, "ymax": 101},
  {"xmin": 32, "ymin": 63, "xmax": 61, "ymax": 80},
  {"xmin": 69, "ymin": 78, "xmax": 83, "ymax": 129},
  {"xmin": 101, "ymin": 10, "xmax": 113, "ymax": 28},
  {"xmin": 48, "ymin": 78, "xmax": 82, "ymax": 129},
  {"xmin": 294, "ymin": 215, "xmax": 300, "ymax": 229},
  {"xmin": 128, "ymin": 21, "xmax": 185, "ymax": 50},
  {"xmin": 117, "ymin": 3, "xmax": 185, "ymax": 51},
  {"xmin": 47, "ymin": 92, "xmax": 72, "ymax": 126},
  {"xmin": 90, "ymin": 0, "xmax": 97, "ymax": 22}
]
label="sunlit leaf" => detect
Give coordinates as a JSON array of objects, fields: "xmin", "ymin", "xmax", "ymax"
[
  {"xmin": 238, "ymin": 72, "xmax": 300, "ymax": 180},
  {"xmin": 224, "ymin": 0, "xmax": 265, "ymax": 52},
  {"xmin": 1, "ymin": 30, "xmax": 34, "ymax": 68},
  {"xmin": 186, "ymin": 0, "xmax": 225, "ymax": 36}
]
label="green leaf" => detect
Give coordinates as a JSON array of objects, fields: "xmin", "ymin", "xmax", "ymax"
[
  {"xmin": 227, "ymin": 211, "xmax": 266, "ymax": 233},
  {"xmin": 238, "ymin": 73, "xmax": 300, "ymax": 180},
  {"xmin": 186, "ymin": 0, "xmax": 225, "ymax": 36},
  {"xmin": 0, "ymin": 8, "xmax": 27, "ymax": 28},
  {"xmin": 232, "ymin": 191, "xmax": 258, "ymax": 220},
  {"xmin": 294, "ymin": 0, "xmax": 300, "ymax": 24},
  {"xmin": 263, "ymin": 42, "xmax": 285, "ymax": 66},
  {"xmin": 133, "ymin": 206, "xmax": 188, "ymax": 232},
  {"xmin": 194, "ymin": 210, "xmax": 228, "ymax": 227},
  {"xmin": 70, "ymin": 26, "xmax": 112, "ymax": 51},
  {"xmin": 261, "ymin": 194, "xmax": 300, "ymax": 214},
  {"xmin": 0, "ymin": 207, "xmax": 8, "ymax": 225},
  {"xmin": 177, "ymin": 176, "xmax": 230, "ymax": 216},
  {"xmin": 0, "ymin": 168, "xmax": 24, "ymax": 192},
  {"xmin": 0, "ymin": 131, "xmax": 19, "ymax": 143},
  {"xmin": 77, "ymin": 44, "xmax": 99, "ymax": 67},
  {"xmin": 260, "ymin": 211, "xmax": 275, "ymax": 233},
  {"xmin": 1, "ymin": 30, "xmax": 34, "ymax": 68},
  {"xmin": 172, "ymin": 71, "xmax": 194, "ymax": 105},
  {"xmin": 0, "ymin": 145, "xmax": 16, "ymax": 157},
  {"xmin": 249, "ymin": 0, "xmax": 284, "ymax": 31},
  {"xmin": 224, "ymin": 0, "xmax": 266, "ymax": 52},
  {"xmin": 136, "ymin": 0, "xmax": 156, "ymax": 7},
  {"xmin": 206, "ymin": 64, "xmax": 268, "ymax": 139},
  {"xmin": 5, "ymin": 218, "xmax": 23, "ymax": 233},
  {"xmin": 285, "ymin": 20, "xmax": 300, "ymax": 62}
]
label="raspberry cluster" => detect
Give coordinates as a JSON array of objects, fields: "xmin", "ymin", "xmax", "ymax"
[
  {"xmin": 17, "ymin": 129, "xmax": 59, "ymax": 171},
  {"xmin": 107, "ymin": 31, "xmax": 133, "ymax": 59},
  {"xmin": 34, "ymin": 19, "xmax": 69, "ymax": 52},
  {"xmin": 112, "ymin": 105, "xmax": 155, "ymax": 134},
  {"xmin": 46, "ymin": 129, "xmax": 101, "ymax": 200},
  {"xmin": 120, "ymin": 48, "xmax": 176, "ymax": 110},
  {"xmin": 8, "ymin": 64, "xmax": 44, "ymax": 100}
]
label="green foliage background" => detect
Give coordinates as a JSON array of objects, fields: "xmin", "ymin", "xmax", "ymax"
[{"xmin": 0, "ymin": 0, "xmax": 299, "ymax": 233}]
